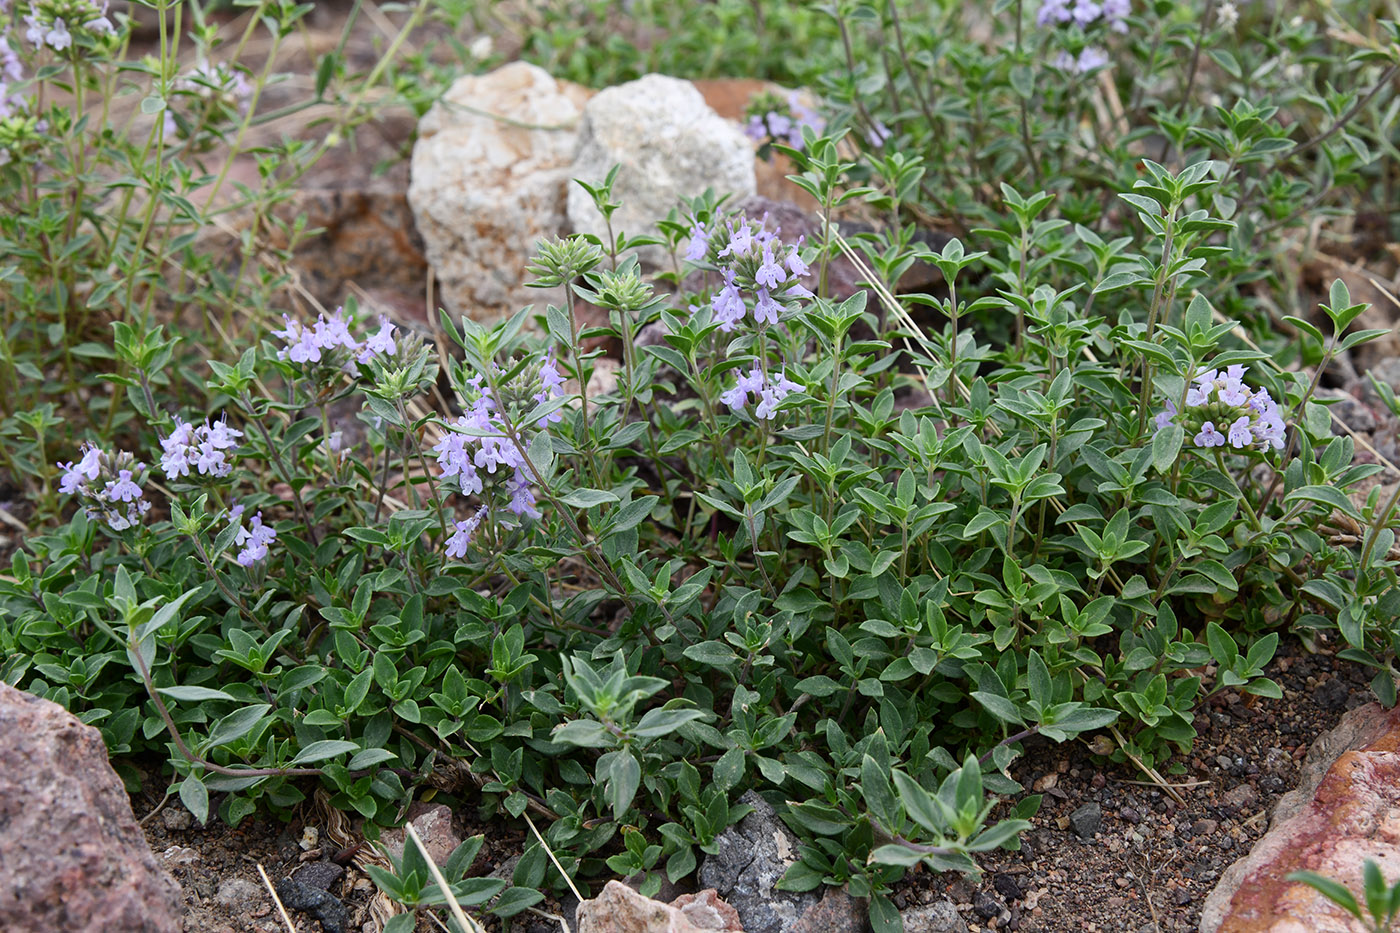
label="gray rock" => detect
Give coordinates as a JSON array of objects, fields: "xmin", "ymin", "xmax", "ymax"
[
  {"xmin": 790, "ymin": 885, "xmax": 867, "ymax": 933},
  {"xmin": 409, "ymin": 61, "xmax": 591, "ymax": 320},
  {"xmin": 1315, "ymin": 386, "xmax": 1377, "ymax": 434},
  {"xmin": 215, "ymin": 878, "xmax": 262, "ymax": 911},
  {"xmin": 275, "ymin": 879, "xmax": 348, "ymax": 933},
  {"xmin": 901, "ymin": 900, "xmax": 968, "ymax": 933},
  {"xmin": 161, "ymin": 806, "xmax": 192, "ymax": 831},
  {"xmin": 1069, "ymin": 802, "xmax": 1102, "ymax": 840},
  {"xmin": 0, "ymin": 682, "xmax": 184, "ymax": 933},
  {"xmin": 568, "ymin": 74, "xmax": 756, "ymax": 264},
  {"xmin": 1362, "ymin": 357, "xmax": 1400, "ymax": 401},
  {"xmin": 292, "ymin": 860, "xmax": 345, "ymax": 892},
  {"xmin": 697, "ymin": 790, "xmax": 821, "ymax": 933},
  {"xmin": 972, "ymin": 891, "xmax": 1001, "ymax": 920}
]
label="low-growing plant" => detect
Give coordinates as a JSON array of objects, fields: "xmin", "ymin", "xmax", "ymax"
[{"xmin": 4, "ymin": 2, "xmax": 1400, "ymax": 932}]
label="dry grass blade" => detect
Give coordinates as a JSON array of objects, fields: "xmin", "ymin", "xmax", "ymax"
[
  {"xmin": 405, "ymin": 821, "xmax": 488, "ymax": 933},
  {"xmin": 525, "ymin": 810, "xmax": 583, "ymax": 910},
  {"xmin": 257, "ymin": 862, "xmax": 299, "ymax": 933}
]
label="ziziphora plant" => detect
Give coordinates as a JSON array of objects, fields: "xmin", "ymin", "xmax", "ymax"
[{"xmin": 3, "ymin": 2, "xmax": 1400, "ymax": 931}]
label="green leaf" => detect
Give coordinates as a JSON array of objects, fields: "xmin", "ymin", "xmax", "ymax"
[
  {"xmin": 157, "ymin": 686, "xmax": 235, "ymax": 703},
  {"xmin": 290, "ymin": 740, "xmax": 360, "ymax": 766},
  {"xmin": 179, "ymin": 775, "xmax": 209, "ymax": 825},
  {"xmin": 561, "ymin": 488, "xmax": 620, "ymax": 508},
  {"xmin": 891, "ymin": 770, "xmax": 947, "ymax": 836},
  {"xmin": 1152, "ymin": 424, "xmax": 1184, "ymax": 475},
  {"xmin": 971, "ymin": 691, "xmax": 1025, "ymax": 725},
  {"xmin": 713, "ymin": 747, "xmax": 745, "ymax": 792},
  {"xmin": 868, "ymin": 893, "xmax": 902, "ymax": 933},
  {"xmin": 205, "ymin": 704, "xmax": 271, "ymax": 749},
  {"xmin": 632, "ymin": 708, "xmax": 707, "ymax": 739}
]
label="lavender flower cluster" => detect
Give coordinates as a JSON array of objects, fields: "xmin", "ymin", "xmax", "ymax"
[
  {"xmin": 56, "ymin": 444, "xmax": 151, "ymax": 530},
  {"xmin": 228, "ymin": 504, "xmax": 277, "ymax": 567},
  {"xmin": 686, "ymin": 213, "xmax": 812, "ymax": 422},
  {"xmin": 1037, "ymin": 0, "xmax": 1127, "ymax": 73},
  {"xmin": 686, "ymin": 213, "xmax": 813, "ymax": 332},
  {"xmin": 272, "ymin": 307, "xmax": 397, "ymax": 369},
  {"xmin": 743, "ymin": 91, "xmax": 825, "ymax": 152},
  {"xmin": 1153, "ymin": 364, "xmax": 1286, "ymax": 452},
  {"xmin": 432, "ymin": 355, "xmax": 566, "ymax": 557},
  {"xmin": 720, "ymin": 366, "xmax": 803, "ymax": 420},
  {"xmin": 164, "ymin": 59, "xmax": 253, "ymax": 138},
  {"xmin": 21, "ymin": 0, "xmax": 114, "ymax": 52},
  {"xmin": 159, "ymin": 416, "xmax": 242, "ymax": 479}
]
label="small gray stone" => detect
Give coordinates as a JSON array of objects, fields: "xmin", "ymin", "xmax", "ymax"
[
  {"xmin": 697, "ymin": 790, "xmax": 821, "ymax": 933},
  {"xmin": 1222, "ymin": 783, "xmax": 1258, "ymax": 810},
  {"xmin": 292, "ymin": 860, "xmax": 345, "ymax": 892},
  {"xmin": 1069, "ymin": 802, "xmax": 1102, "ymax": 840},
  {"xmin": 973, "ymin": 891, "xmax": 1002, "ymax": 919},
  {"xmin": 901, "ymin": 900, "xmax": 969, "ymax": 933},
  {"xmin": 1315, "ymin": 387, "xmax": 1377, "ymax": 434},
  {"xmin": 160, "ymin": 807, "xmax": 192, "ymax": 831},
  {"xmin": 214, "ymin": 878, "xmax": 262, "ymax": 912},
  {"xmin": 275, "ymin": 879, "xmax": 348, "ymax": 933},
  {"xmin": 1316, "ymin": 678, "xmax": 1350, "ymax": 711},
  {"xmin": 992, "ymin": 873, "xmax": 1022, "ymax": 901}
]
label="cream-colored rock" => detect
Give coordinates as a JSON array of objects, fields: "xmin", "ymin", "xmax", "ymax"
[
  {"xmin": 576, "ymin": 881, "xmax": 741, "ymax": 933},
  {"xmin": 568, "ymin": 74, "xmax": 756, "ymax": 263},
  {"xmin": 409, "ymin": 62, "xmax": 591, "ymax": 320}
]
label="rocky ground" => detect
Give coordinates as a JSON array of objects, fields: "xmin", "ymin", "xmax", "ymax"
[{"xmin": 127, "ymin": 634, "xmax": 1371, "ymax": 933}]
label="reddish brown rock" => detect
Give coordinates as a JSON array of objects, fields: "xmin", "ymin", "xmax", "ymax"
[
  {"xmin": 577, "ymin": 880, "xmax": 743, "ymax": 933},
  {"xmin": 1202, "ymin": 702, "xmax": 1400, "ymax": 933},
  {"xmin": 0, "ymin": 682, "xmax": 183, "ymax": 933},
  {"xmin": 378, "ymin": 801, "xmax": 462, "ymax": 866},
  {"xmin": 670, "ymin": 888, "xmax": 744, "ymax": 930}
]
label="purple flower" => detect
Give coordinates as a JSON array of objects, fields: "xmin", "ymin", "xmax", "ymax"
[
  {"xmin": 434, "ymin": 421, "xmax": 484, "ymax": 496},
  {"xmin": 712, "ymin": 273, "xmax": 747, "ymax": 332},
  {"xmin": 1038, "ymin": 0, "xmax": 1073, "ymax": 24},
  {"xmin": 1227, "ymin": 416, "xmax": 1253, "ymax": 448},
  {"xmin": 753, "ymin": 289, "xmax": 782, "ymax": 327},
  {"xmin": 445, "ymin": 508, "xmax": 488, "ymax": 558},
  {"xmin": 1077, "ymin": 48, "xmax": 1110, "ymax": 71},
  {"xmin": 754, "ymin": 245, "xmax": 787, "ymax": 291},
  {"xmin": 1072, "ymin": 0, "xmax": 1102, "ymax": 25},
  {"xmin": 43, "ymin": 17, "xmax": 72, "ymax": 51},
  {"xmin": 506, "ymin": 470, "xmax": 540, "ymax": 520},
  {"xmin": 160, "ymin": 416, "xmax": 240, "ymax": 479},
  {"xmin": 720, "ymin": 367, "xmax": 766, "ymax": 413},
  {"xmin": 533, "ymin": 350, "xmax": 567, "ymax": 426},
  {"xmin": 785, "ymin": 239, "xmax": 810, "ymax": 278},
  {"xmin": 866, "ymin": 121, "xmax": 893, "ymax": 147},
  {"xmin": 1218, "ymin": 377, "xmax": 1250, "ymax": 407},
  {"xmin": 684, "ymin": 220, "xmax": 710, "ymax": 262},
  {"xmin": 1194, "ymin": 421, "xmax": 1225, "ymax": 448},
  {"xmin": 1102, "ymin": 0, "xmax": 1129, "ymax": 25},
  {"xmin": 357, "ymin": 317, "xmax": 397, "ymax": 363},
  {"xmin": 234, "ymin": 511, "xmax": 277, "ymax": 566},
  {"xmin": 1153, "ymin": 398, "xmax": 1177, "ymax": 432},
  {"xmin": 105, "ymin": 469, "xmax": 143, "ymax": 503},
  {"xmin": 718, "ymin": 221, "xmax": 754, "ymax": 260},
  {"xmin": 1254, "ymin": 414, "xmax": 1286, "ymax": 450},
  {"xmin": 1185, "ymin": 382, "xmax": 1212, "ymax": 407}
]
